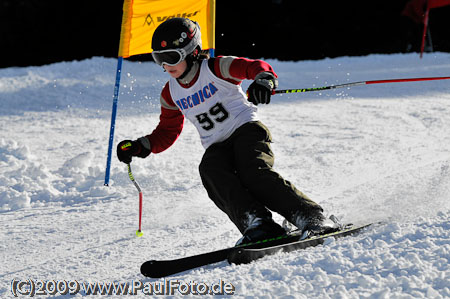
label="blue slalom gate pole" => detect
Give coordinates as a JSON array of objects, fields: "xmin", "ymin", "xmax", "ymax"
[{"xmin": 104, "ymin": 57, "xmax": 123, "ymax": 186}]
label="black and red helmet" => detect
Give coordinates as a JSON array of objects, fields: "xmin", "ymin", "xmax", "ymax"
[{"xmin": 151, "ymin": 18, "xmax": 202, "ymax": 66}]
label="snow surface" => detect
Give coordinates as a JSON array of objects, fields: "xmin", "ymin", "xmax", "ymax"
[{"xmin": 1, "ymin": 53, "xmax": 450, "ymax": 298}]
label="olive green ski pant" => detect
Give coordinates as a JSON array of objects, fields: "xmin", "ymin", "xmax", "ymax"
[{"xmin": 199, "ymin": 121, "xmax": 323, "ymax": 233}]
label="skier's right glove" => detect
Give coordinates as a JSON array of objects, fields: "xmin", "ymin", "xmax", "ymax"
[{"xmin": 117, "ymin": 138, "xmax": 151, "ymax": 164}]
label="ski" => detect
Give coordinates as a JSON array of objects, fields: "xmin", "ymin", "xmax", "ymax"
[
  {"xmin": 140, "ymin": 223, "xmax": 372, "ymax": 278},
  {"xmin": 140, "ymin": 247, "xmax": 231, "ymax": 278},
  {"xmin": 228, "ymin": 223, "xmax": 372, "ymax": 265}
]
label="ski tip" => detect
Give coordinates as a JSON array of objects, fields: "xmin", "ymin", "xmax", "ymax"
[{"xmin": 140, "ymin": 260, "xmax": 157, "ymax": 277}]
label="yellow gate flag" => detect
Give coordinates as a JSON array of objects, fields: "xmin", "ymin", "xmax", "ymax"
[{"xmin": 118, "ymin": 0, "xmax": 216, "ymax": 58}]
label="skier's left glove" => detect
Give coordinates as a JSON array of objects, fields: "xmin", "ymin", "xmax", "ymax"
[
  {"xmin": 117, "ymin": 138, "xmax": 151, "ymax": 164},
  {"xmin": 247, "ymin": 72, "xmax": 278, "ymax": 105}
]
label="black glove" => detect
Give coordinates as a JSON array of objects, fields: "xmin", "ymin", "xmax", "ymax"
[
  {"xmin": 117, "ymin": 138, "xmax": 151, "ymax": 164},
  {"xmin": 247, "ymin": 72, "xmax": 278, "ymax": 105}
]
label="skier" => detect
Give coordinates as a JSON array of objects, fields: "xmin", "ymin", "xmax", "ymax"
[{"xmin": 117, "ymin": 18, "xmax": 338, "ymax": 245}]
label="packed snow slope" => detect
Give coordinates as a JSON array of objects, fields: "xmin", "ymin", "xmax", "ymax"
[{"xmin": 1, "ymin": 53, "xmax": 450, "ymax": 298}]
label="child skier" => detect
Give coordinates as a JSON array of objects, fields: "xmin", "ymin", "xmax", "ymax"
[{"xmin": 117, "ymin": 18, "xmax": 338, "ymax": 245}]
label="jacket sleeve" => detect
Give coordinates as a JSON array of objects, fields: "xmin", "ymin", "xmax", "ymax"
[
  {"xmin": 144, "ymin": 83, "xmax": 184, "ymax": 154},
  {"xmin": 211, "ymin": 56, "xmax": 278, "ymax": 84}
]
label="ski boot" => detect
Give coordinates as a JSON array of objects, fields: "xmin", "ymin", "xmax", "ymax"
[
  {"xmin": 302, "ymin": 214, "xmax": 343, "ymax": 237},
  {"xmin": 291, "ymin": 212, "xmax": 343, "ymax": 239},
  {"xmin": 236, "ymin": 219, "xmax": 287, "ymax": 246}
]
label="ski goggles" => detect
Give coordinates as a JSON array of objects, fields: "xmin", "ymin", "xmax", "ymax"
[
  {"xmin": 151, "ymin": 21, "xmax": 202, "ymax": 66},
  {"xmin": 151, "ymin": 49, "xmax": 186, "ymax": 66}
]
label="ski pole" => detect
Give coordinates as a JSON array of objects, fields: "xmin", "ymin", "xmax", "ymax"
[
  {"xmin": 274, "ymin": 76, "xmax": 450, "ymax": 94},
  {"xmin": 127, "ymin": 163, "xmax": 144, "ymax": 237}
]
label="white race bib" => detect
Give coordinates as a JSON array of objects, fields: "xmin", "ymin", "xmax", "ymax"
[{"xmin": 169, "ymin": 60, "xmax": 258, "ymax": 149}]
